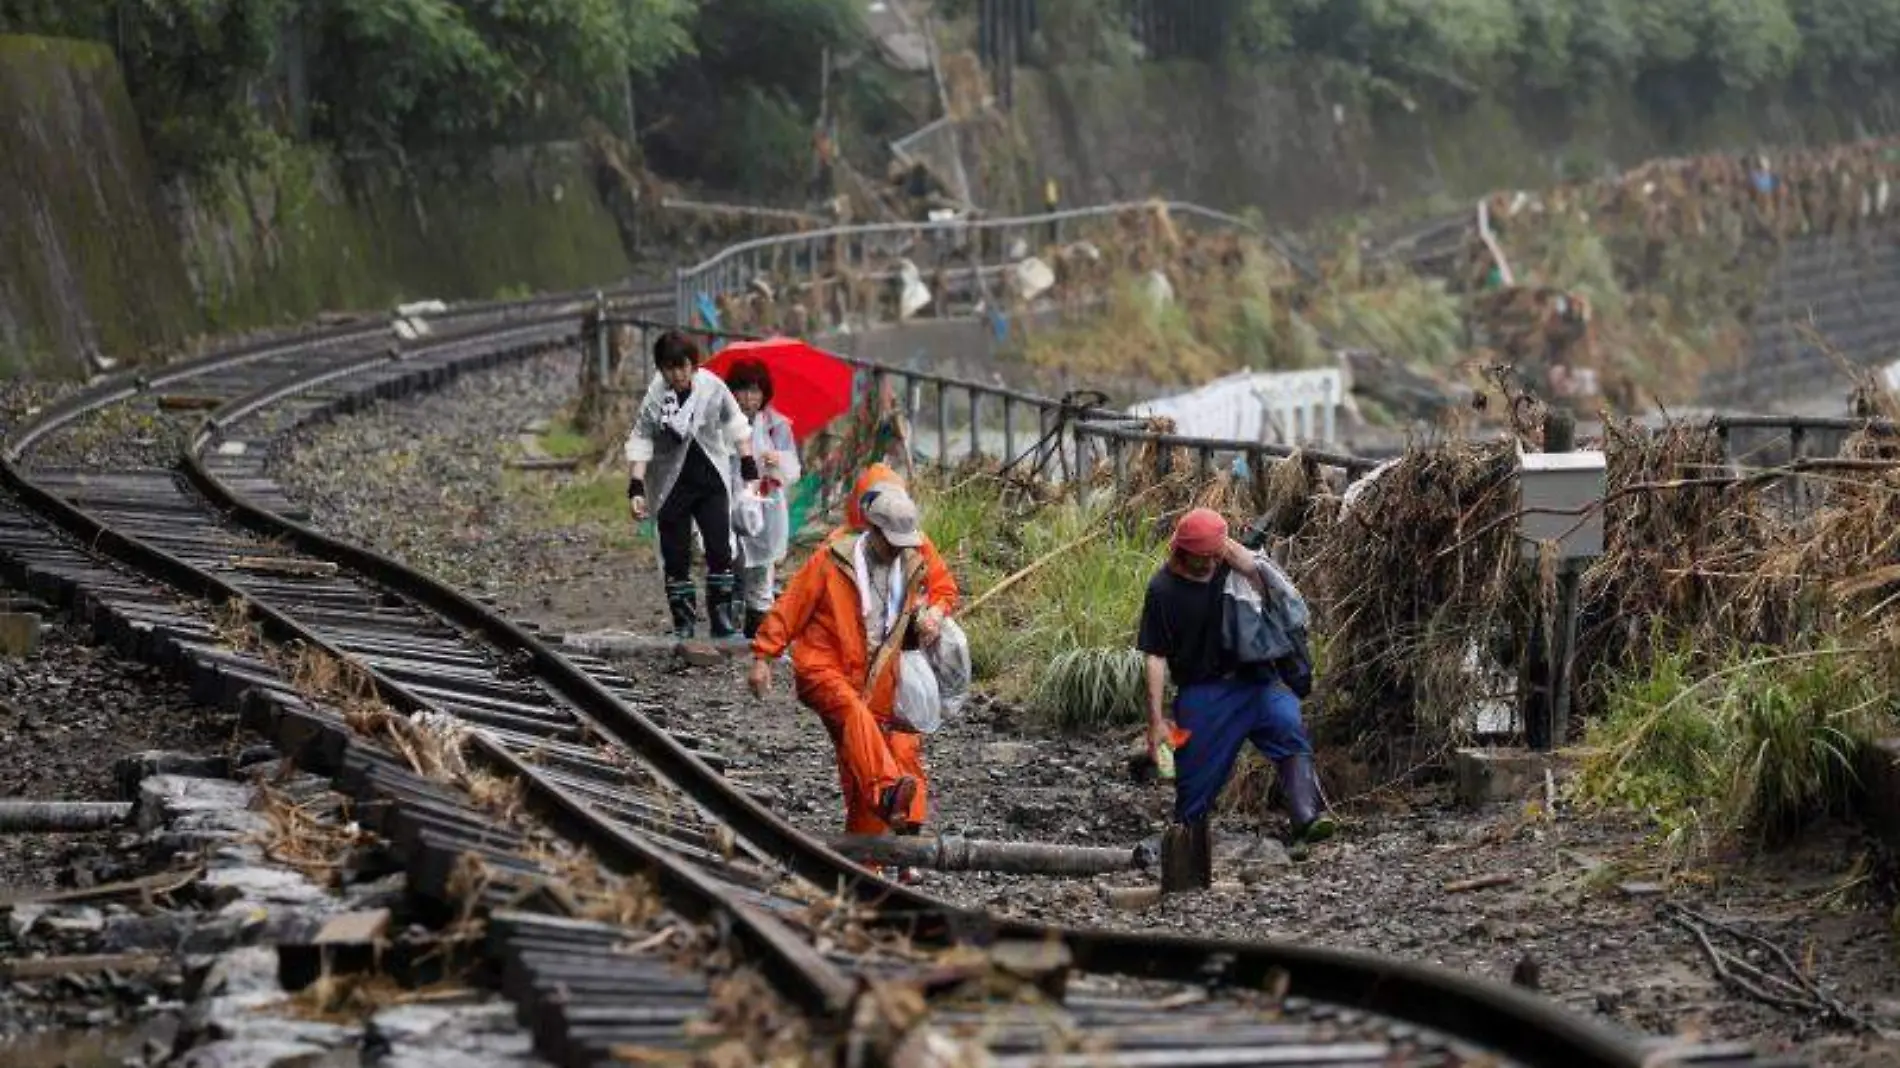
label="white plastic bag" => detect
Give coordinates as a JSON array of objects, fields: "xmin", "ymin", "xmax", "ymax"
[
  {"xmin": 731, "ymin": 489, "xmax": 766, "ymax": 539},
  {"xmin": 927, "ymin": 616, "xmax": 972, "ymax": 714},
  {"xmin": 894, "ymin": 649, "xmax": 942, "ymax": 734}
]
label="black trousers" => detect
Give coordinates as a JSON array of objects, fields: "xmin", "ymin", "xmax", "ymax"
[{"xmin": 657, "ymin": 481, "xmax": 734, "ymax": 582}]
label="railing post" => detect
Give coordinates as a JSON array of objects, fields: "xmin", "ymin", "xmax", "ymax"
[
  {"xmin": 1112, "ymin": 434, "xmax": 1127, "ymax": 490},
  {"xmin": 1788, "ymin": 423, "xmax": 1807, "ymax": 518},
  {"xmin": 1003, "ymin": 396, "xmax": 1016, "ymax": 464},
  {"xmin": 968, "ymin": 388, "xmax": 982, "ymax": 464},
  {"xmin": 937, "ymin": 381, "xmax": 951, "ymax": 471}
]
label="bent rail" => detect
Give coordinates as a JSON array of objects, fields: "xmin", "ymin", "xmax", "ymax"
[{"xmin": 0, "ymin": 303, "xmax": 1774, "ymax": 1067}]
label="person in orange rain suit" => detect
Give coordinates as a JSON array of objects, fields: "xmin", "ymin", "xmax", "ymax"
[
  {"xmin": 749, "ymin": 484, "xmax": 953, "ymax": 835},
  {"xmin": 827, "ymin": 463, "xmax": 958, "ymax": 615}
]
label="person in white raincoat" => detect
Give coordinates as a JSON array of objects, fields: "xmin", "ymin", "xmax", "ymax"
[
  {"xmin": 625, "ymin": 331, "xmax": 759, "ymax": 640},
  {"xmin": 722, "ymin": 358, "xmax": 802, "ymax": 638}
]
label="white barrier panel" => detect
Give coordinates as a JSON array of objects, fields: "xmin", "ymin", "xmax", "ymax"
[{"xmin": 1127, "ymin": 369, "xmax": 1343, "ymax": 446}]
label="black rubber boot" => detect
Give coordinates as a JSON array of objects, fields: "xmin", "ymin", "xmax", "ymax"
[
  {"xmin": 664, "ymin": 579, "xmax": 697, "ymax": 640},
  {"xmin": 743, "ymin": 607, "xmax": 766, "ymax": 640},
  {"xmin": 706, "ymin": 572, "xmax": 740, "ymax": 639},
  {"xmin": 1275, "ymin": 754, "xmax": 1337, "ymax": 844}
]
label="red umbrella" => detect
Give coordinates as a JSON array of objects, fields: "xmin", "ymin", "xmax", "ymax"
[{"xmin": 703, "ymin": 337, "xmax": 856, "ymax": 444}]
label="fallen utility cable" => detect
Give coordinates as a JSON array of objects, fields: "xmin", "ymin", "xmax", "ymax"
[{"xmin": 1659, "ymin": 902, "xmax": 1876, "ymax": 1032}]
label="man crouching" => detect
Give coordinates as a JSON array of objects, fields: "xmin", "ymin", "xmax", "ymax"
[{"xmin": 1138, "ymin": 508, "xmax": 1336, "ymax": 852}]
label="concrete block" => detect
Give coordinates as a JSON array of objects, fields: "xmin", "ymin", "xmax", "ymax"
[
  {"xmin": 1856, "ymin": 738, "xmax": 1900, "ymax": 850},
  {"xmin": 1453, "ymin": 747, "xmax": 1551, "ymax": 808},
  {"xmin": 0, "ymin": 612, "xmax": 42, "ymax": 659}
]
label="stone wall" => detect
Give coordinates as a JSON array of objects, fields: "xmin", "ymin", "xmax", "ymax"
[
  {"xmin": 0, "ymin": 34, "xmax": 633, "ymax": 379},
  {"xmin": 0, "ymin": 36, "xmax": 196, "ymax": 374}
]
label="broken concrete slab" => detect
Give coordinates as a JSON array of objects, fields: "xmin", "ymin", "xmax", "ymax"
[
  {"xmin": 136, "ymin": 775, "xmax": 260, "ymax": 834},
  {"xmin": 1857, "ymin": 738, "xmax": 1900, "ymax": 851},
  {"xmin": 115, "ymin": 752, "xmax": 234, "ymax": 800},
  {"xmin": 200, "ymin": 866, "xmax": 332, "ymax": 909}
]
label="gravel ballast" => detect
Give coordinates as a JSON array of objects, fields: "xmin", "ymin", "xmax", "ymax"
[{"xmin": 271, "ymin": 350, "xmax": 1900, "ymax": 1066}]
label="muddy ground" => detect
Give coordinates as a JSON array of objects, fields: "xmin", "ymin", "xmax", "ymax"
[
  {"xmin": 0, "ymin": 616, "xmax": 236, "ymax": 894},
  {"xmin": 273, "ymin": 352, "xmax": 1900, "ymax": 1066}
]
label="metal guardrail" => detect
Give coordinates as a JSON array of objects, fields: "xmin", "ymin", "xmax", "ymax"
[
  {"xmin": 661, "ymin": 202, "xmax": 1896, "ymax": 516},
  {"xmin": 672, "ymin": 199, "xmax": 1258, "ymax": 326}
]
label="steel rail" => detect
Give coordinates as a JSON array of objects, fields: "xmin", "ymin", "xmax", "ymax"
[
  {"xmin": 1, "ymin": 313, "xmax": 858, "ymax": 1025},
  {"xmin": 0, "ymin": 259, "xmax": 1796, "ymax": 1065},
  {"xmin": 179, "ymin": 322, "xmax": 862, "ymax": 1022},
  {"xmin": 165, "ymin": 321, "xmax": 1755, "ymax": 1068}
]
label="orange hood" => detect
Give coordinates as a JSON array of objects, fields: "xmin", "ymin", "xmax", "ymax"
[{"xmin": 845, "ymin": 463, "xmax": 905, "ymax": 530}]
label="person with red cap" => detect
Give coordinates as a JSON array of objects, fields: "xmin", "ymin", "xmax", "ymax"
[{"xmin": 1136, "ymin": 507, "xmax": 1336, "ymax": 846}]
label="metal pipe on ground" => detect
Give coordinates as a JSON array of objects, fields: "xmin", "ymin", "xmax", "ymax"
[
  {"xmin": 0, "ymin": 801, "xmax": 134, "ymax": 833},
  {"xmin": 829, "ymin": 834, "xmax": 1143, "ymax": 876}
]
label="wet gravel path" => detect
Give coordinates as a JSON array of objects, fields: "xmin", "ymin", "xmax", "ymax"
[
  {"xmin": 272, "ymin": 353, "xmax": 663, "ymax": 633},
  {"xmin": 273, "ymin": 353, "xmax": 1900, "ymax": 1067}
]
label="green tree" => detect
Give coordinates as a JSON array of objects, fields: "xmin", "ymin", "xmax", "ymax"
[
  {"xmin": 310, "ymin": 0, "xmax": 691, "ymax": 154},
  {"xmin": 1789, "ymin": 0, "xmax": 1900, "ymax": 88}
]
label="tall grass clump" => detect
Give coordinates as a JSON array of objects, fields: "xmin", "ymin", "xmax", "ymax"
[
  {"xmin": 914, "ymin": 475, "xmax": 1162, "ymax": 728},
  {"xmin": 1033, "ymin": 647, "xmax": 1147, "ymax": 730},
  {"xmin": 1576, "ymin": 641, "xmax": 1896, "ymax": 858}
]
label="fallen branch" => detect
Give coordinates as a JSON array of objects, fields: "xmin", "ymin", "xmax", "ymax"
[
  {"xmin": 0, "ymin": 866, "xmax": 200, "ymax": 908},
  {"xmin": 1661, "ymin": 902, "xmax": 1876, "ymax": 1031},
  {"xmin": 227, "ymin": 556, "xmax": 339, "ymax": 579},
  {"xmin": 0, "ymin": 800, "xmax": 132, "ymax": 833},
  {"xmin": 960, "ymin": 527, "xmax": 1110, "ymax": 618},
  {"xmin": 829, "ymin": 834, "xmax": 1140, "ymax": 876}
]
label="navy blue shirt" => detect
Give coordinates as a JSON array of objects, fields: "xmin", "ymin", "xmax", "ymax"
[{"xmin": 1135, "ymin": 563, "xmax": 1233, "ymax": 687}]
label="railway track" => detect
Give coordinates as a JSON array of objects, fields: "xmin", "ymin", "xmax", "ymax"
[{"xmin": 0, "ymin": 295, "xmax": 1799, "ymax": 1067}]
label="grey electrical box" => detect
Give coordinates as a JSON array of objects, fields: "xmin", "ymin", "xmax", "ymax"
[{"xmin": 1518, "ymin": 449, "xmax": 1606, "ymax": 560}]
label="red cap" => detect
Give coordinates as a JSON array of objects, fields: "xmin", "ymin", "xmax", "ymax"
[{"xmin": 1171, "ymin": 508, "xmax": 1228, "ymax": 556}]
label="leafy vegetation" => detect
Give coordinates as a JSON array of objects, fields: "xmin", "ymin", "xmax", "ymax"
[
  {"xmin": 536, "ymin": 420, "xmax": 595, "ymax": 461},
  {"xmin": 0, "ymin": 0, "xmax": 886, "ymax": 192},
  {"xmin": 982, "ymin": 0, "xmax": 1900, "ymax": 104},
  {"xmin": 1034, "ymin": 647, "xmax": 1148, "ymax": 730},
  {"xmin": 1575, "ymin": 642, "xmax": 1896, "ymax": 858},
  {"xmin": 917, "ymin": 475, "xmax": 1160, "ymax": 724},
  {"xmin": 503, "ymin": 467, "xmax": 649, "ymax": 553}
]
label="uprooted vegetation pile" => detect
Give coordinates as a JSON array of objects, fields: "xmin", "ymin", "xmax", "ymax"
[
  {"xmin": 917, "ymin": 372, "xmax": 1900, "ymax": 850},
  {"xmin": 968, "ymin": 140, "xmax": 1900, "ymax": 426},
  {"xmin": 1466, "ymin": 138, "xmax": 1900, "ymax": 405}
]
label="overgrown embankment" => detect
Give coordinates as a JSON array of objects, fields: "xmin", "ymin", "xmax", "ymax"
[{"xmin": 0, "ymin": 34, "xmax": 633, "ymax": 378}]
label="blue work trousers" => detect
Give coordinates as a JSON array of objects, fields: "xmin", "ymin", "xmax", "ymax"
[{"xmin": 1173, "ymin": 677, "xmax": 1312, "ymax": 824}]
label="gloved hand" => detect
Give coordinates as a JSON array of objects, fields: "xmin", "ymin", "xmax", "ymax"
[{"xmin": 739, "ymin": 455, "xmax": 761, "ymax": 483}]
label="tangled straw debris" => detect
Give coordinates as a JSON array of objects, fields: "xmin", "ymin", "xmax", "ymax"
[{"xmin": 1312, "ymin": 438, "xmax": 1523, "ymax": 756}]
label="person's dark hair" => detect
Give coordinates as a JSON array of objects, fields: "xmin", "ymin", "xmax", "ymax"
[
  {"xmin": 724, "ymin": 358, "xmax": 774, "ymax": 406},
  {"xmin": 653, "ymin": 330, "xmax": 700, "ymax": 371}
]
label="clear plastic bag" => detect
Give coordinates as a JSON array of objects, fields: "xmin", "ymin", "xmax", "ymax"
[
  {"xmin": 894, "ymin": 649, "xmax": 942, "ymax": 734},
  {"xmin": 731, "ymin": 489, "xmax": 766, "ymax": 538},
  {"xmin": 928, "ymin": 616, "xmax": 972, "ymax": 714}
]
